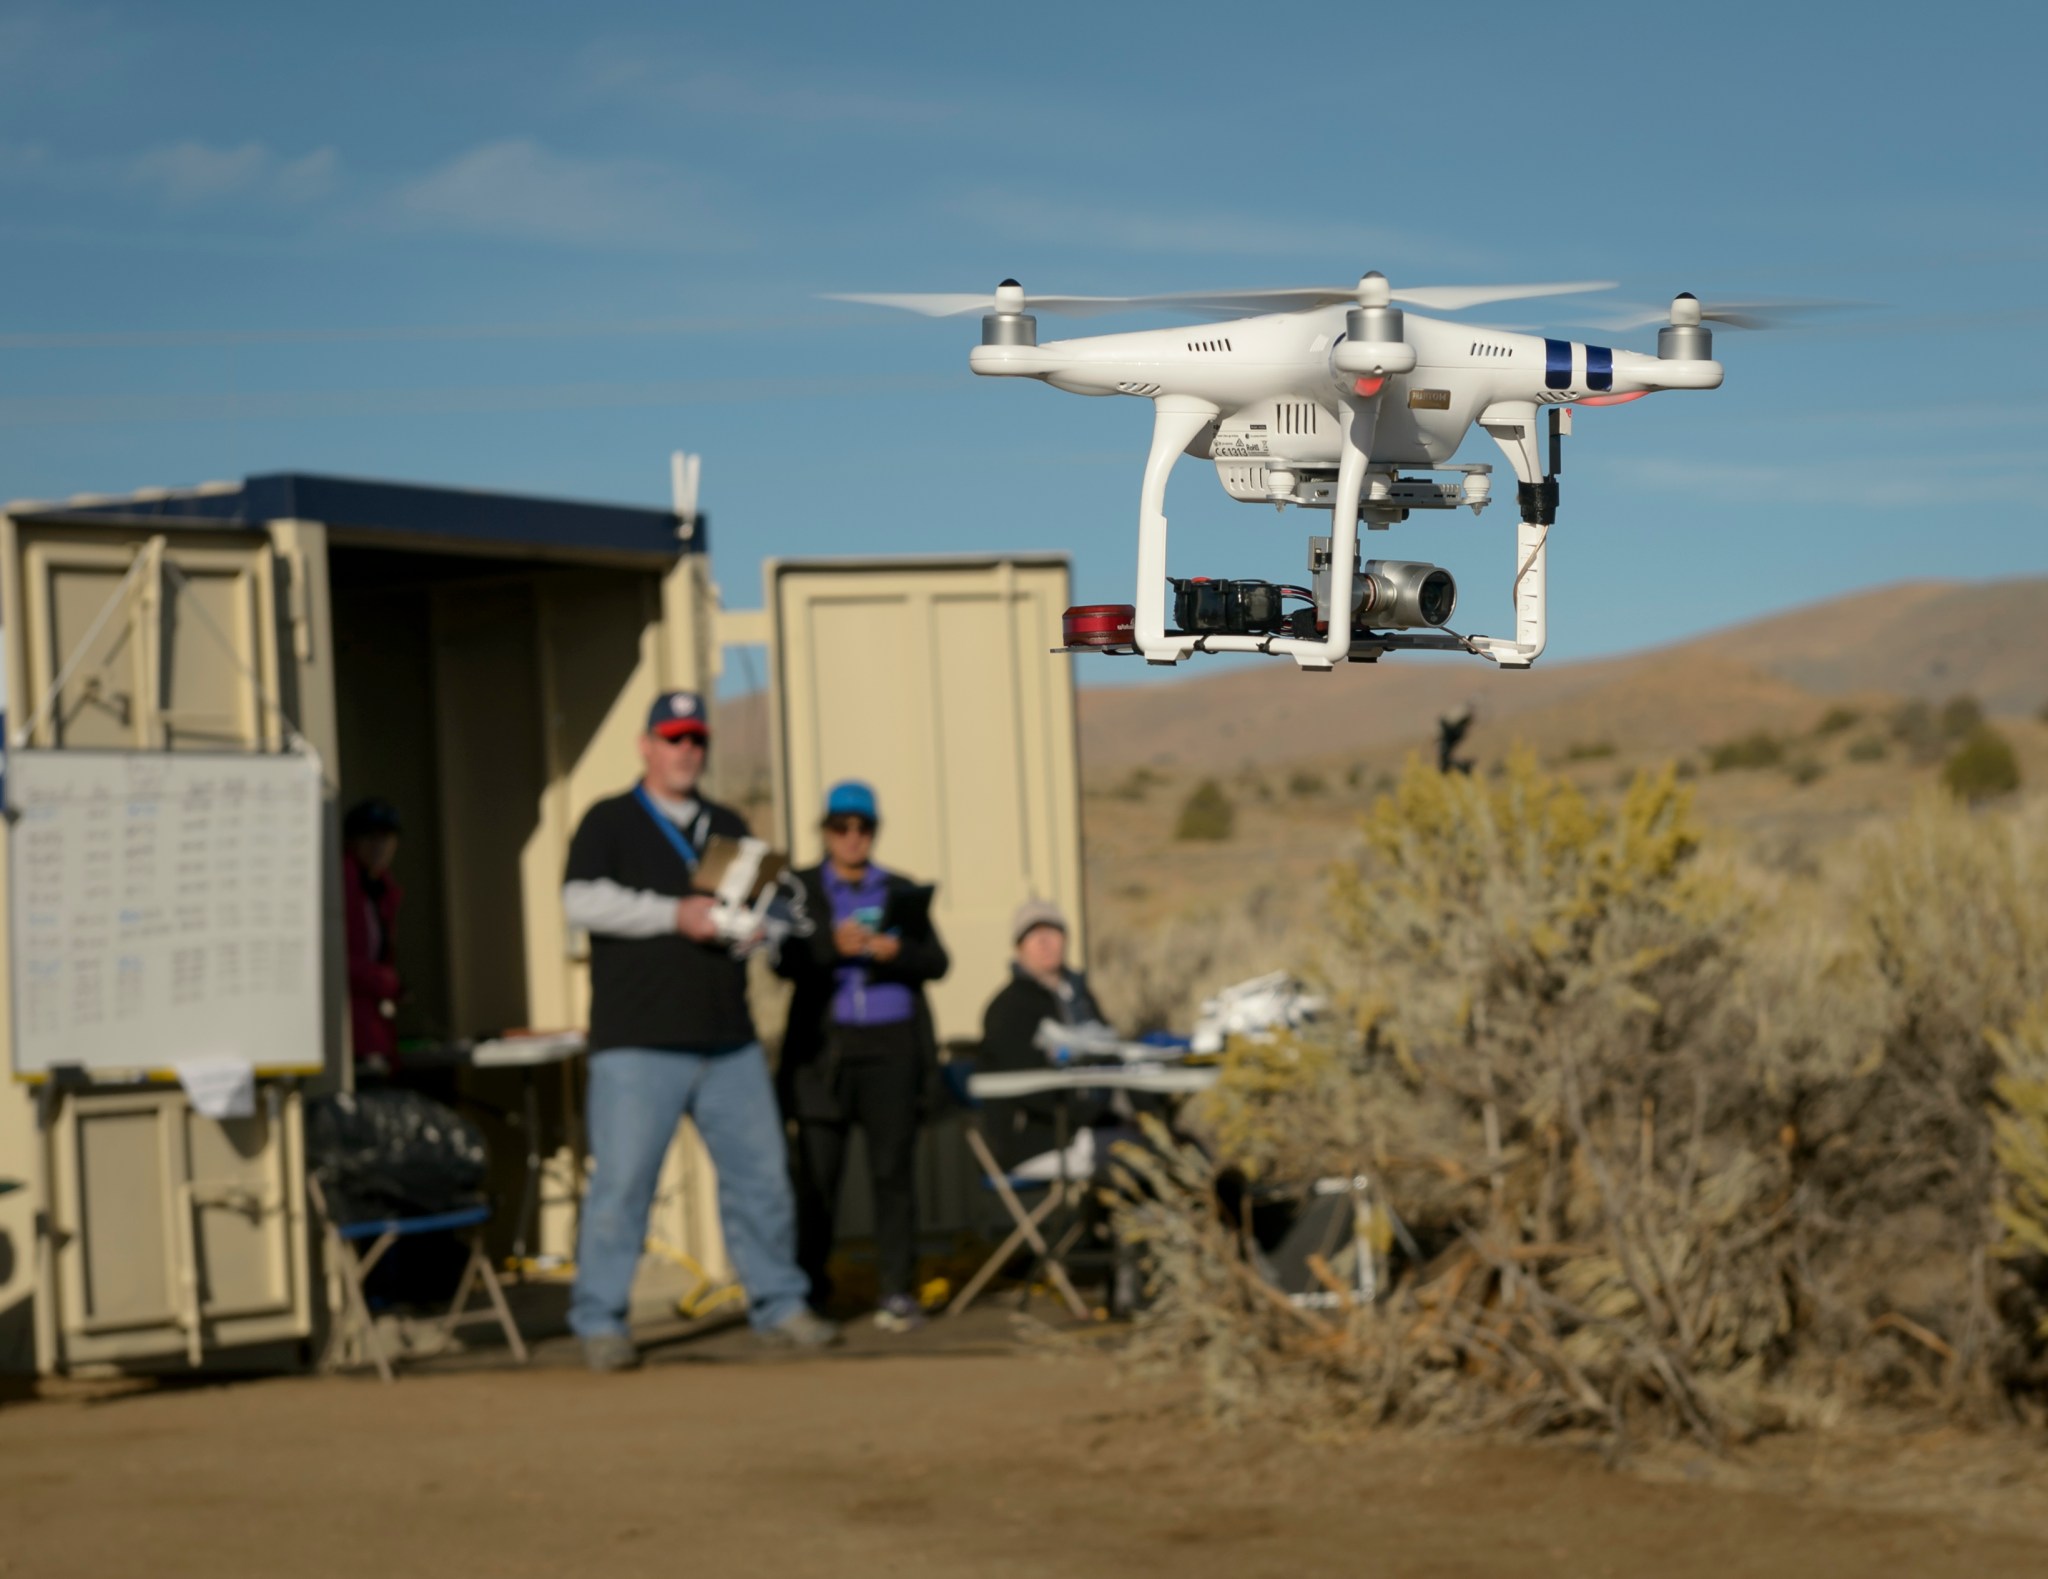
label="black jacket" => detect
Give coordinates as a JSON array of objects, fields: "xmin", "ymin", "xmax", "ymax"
[
  {"xmin": 566, "ymin": 789, "xmax": 754, "ymax": 1053},
  {"xmin": 774, "ymin": 863, "xmax": 949, "ymax": 1123},
  {"xmin": 977, "ymin": 965, "xmax": 1108, "ymax": 1170}
]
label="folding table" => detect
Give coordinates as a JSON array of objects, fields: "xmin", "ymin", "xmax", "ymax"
[
  {"xmin": 468, "ymin": 1031, "xmax": 587, "ymax": 1268},
  {"xmin": 390, "ymin": 1030, "xmax": 588, "ymax": 1272}
]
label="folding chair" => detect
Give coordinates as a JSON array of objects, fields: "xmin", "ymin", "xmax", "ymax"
[
  {"xmin": 943, "ymin": 1066, "xmax": 1090, "ymax": 1320},
  {"xmin": 309, "ymin": 1176, "xmax": 529, "ymax": 1383}
]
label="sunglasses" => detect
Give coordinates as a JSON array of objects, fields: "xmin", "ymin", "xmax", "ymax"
[
  {"xmin": 823, "ymin": 816, "xmax": 876, "ymax": 835},
  {"xmin": 654, "ymin": 728, "xmax": 707, "ymax": 746}
]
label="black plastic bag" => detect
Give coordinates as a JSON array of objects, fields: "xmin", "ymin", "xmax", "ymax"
[{"xmin": 305, "ymin": 1087, "xmax": 488, "ymax": 1225}]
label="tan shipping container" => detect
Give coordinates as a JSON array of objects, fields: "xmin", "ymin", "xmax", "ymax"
[
  {"xmin": 1, "ymin": 475, "xmax": 723, "ymax": 1375},
  {"xmin": 0, "ymin": 489, "xmax": 1090, "ymax": 1377},
  {"xmin": 764, "ymin": 554, "xmax": 1085, "ymax": 1043}
]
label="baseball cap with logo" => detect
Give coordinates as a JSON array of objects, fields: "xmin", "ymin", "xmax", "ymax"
[{"xmin": 646, "ymin": 690, "xmax": 710, "ymax": 741}]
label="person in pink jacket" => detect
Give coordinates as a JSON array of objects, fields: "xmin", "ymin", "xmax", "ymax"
[{"xmin": 342, "ymin": 798, "xmax": 405, "ymax": 1077}]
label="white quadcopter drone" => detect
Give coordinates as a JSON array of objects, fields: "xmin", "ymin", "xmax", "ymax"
[{"xmin": 833, "ymin": 274, "xmax": 1752, "ymax": 671}]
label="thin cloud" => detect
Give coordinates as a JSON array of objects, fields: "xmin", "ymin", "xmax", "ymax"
[
  {"xmin": 0, "ymin": 310, "xmax": 838, "ymax": 351},
  {"xmin": 0, "ymin": 371, "xmax": 957, "ymax": 427},
  {"xmin": 1721, "ymin": 398, "xmax": 2048, "ymax": 434},
  {"xmin": 0, "ymin": 8, "xmax": 146, "ymax": 92},
  {"xmin": 0, "ymin": 141, "xmax": 54, "ymax": 180},
  {"xmin": 0, "ymin": 136, "xmax": 337, "ymax": 207},
  {"xmin": 1611, "ymin": 453, "xmax": 2045, "ymax": 511},
  {"xmin": 573, "ymin": 38, "xmax": 956, "ymax": 126},
  {"xmin": 390, "ymin": 138, "xmax": 746, "ymax": 251},
  {"xmin": 128, "ymin": 140, "xmax": 337, "ymax": 206},
  {"xmin": 950, "ymin": 189, "xmax": 1475, "ymax": 267}
]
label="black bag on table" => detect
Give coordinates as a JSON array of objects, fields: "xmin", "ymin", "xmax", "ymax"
[{"xmin": 305, "ymin": 1087, "xmax": 488, "ymax": 1225}]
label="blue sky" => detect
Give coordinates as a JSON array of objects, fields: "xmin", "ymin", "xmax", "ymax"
[{"xmin": 2, "ymin": 1, "xmax": 2043, "ymax": 691}]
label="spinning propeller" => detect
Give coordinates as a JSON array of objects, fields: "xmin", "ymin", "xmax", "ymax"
[
  {"xmin": 827, "ymin": 263, "xmax": 1764, "ymax": 673},
  {"xmin": 1577, "ymin": 293, "xmax": 1860, "ymax": 332},
  {"xmin": 827, "ymin": 276, "xmax": 1620, "ymax": 319}
]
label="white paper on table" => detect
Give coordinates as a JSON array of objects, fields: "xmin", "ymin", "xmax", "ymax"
[
  {"xmin": 1007, "ymin": 1128, "xmax": 1095, "ymax": 1183},
  {"xmin": 1031, "ymin": 1017, "xmax": 1124, "ymax": 1060},
  {"xmin": 175, "ymin": 1057, "xmax": 257, "ymax": 1120}
]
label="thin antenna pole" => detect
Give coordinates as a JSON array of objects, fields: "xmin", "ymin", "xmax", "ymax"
[{"xmin": 671, "ymin": 451, "xmax": 701, "ymax": 543}]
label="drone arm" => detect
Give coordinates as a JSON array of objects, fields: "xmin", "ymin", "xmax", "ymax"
[
  {"xmin": 1289, "ymin": 397, "xmax": 1373, "ymax": 670},
  {"xmin": 1469, "ymin": 402, "xmax": 1549, "ymax": 669},
  {"xmin": 1477, "ymin": 400, "xmax": 1543, "ymax": 486},
  {"xmin": 1134, "ymin": 397, "xmax": 1219, "ymax": 663}
]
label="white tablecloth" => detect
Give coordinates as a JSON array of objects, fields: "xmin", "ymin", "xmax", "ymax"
[{"xmin": 965, "ymin": 1064, "xmax": 1218, "ymax": 1099}]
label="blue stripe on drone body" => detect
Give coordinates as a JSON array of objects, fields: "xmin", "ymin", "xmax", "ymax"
[
  {"xmin": 1586, "ymin": 344, "xmax": 1614, "ymax": 391},
  {"xmin": 1544, "ymin": 338, "xmax": 1572, "ymax": 390}
]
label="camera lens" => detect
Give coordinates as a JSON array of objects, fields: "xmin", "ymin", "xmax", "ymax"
[{"xmin": 1418, "ymin": 569, "xmax": 1456, "ymax": 626}]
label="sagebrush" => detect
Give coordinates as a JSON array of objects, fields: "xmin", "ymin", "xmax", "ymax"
[{"xmin": 1111, "ymin": 756, "xmax": 2048, "ymax": 1449}]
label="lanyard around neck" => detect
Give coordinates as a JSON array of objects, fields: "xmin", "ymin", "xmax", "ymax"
[{"xmin": 633, "ymin": 785, "xmax": 703, "ymax": 873}]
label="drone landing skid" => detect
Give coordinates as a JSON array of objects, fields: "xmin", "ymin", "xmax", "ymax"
[
  {"xmin": 1052, "ymin": 630, "xmax": 1480, "ymax": 662},
  {"xmin": 1095, "ymin": 395, "xmax": 1552, "ymax": 672}
]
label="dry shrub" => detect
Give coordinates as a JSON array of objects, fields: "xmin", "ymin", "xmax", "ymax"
[
  {"xmin": 1991, "ymin": 998, "xmax": 2048, "ymax": 1343},
  {"xmin": 1088, "ymin": 889, "xmax": 1290, "ymax": 1034},
  {"xmin": 1742, "ymin": 792, "xmax": 2048, "ymax": 1410},
  {"xmin": 1944, "ymin": 724, "xmax": 2022, "ymax": 802},
  {"xmin": 1708, "ymin": 731, "xmax": 1784, "ymax": 772},
  {"xmin": 1111, "ymin": 760, "xmax": 2048, "ymax": 1450},
  {"xmin": 1175, "ymin": 779, "xmax": 1235, "ymax": 841}
]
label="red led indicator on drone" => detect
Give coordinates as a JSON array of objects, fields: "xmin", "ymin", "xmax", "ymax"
[{"xmin": 1353, "ymin": 375, "xmax": 1385, "ymax": 398}]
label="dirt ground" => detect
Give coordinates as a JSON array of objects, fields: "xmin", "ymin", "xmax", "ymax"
[{"xmin": 5, "ymin": 1315, "xmax": 2048, "ymax": 1579}]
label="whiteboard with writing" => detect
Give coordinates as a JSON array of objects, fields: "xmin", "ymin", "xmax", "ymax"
[{"xmin": 7, "ymin": 749, "xmax": 324, "ymax": 1078}]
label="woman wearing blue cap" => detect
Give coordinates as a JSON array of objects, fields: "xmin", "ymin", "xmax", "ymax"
[{"xmin": 776, "ymin": 780, "xmax": 949, "ymax": 1331}]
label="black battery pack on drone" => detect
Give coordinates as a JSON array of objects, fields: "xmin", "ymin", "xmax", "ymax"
[{"xmin": 1170, "ymin": 577, "xmax": 1287, "ymax": 636}]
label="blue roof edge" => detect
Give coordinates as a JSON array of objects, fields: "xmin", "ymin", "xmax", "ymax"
[{"xmin": 26, "ymin": 471, "xmax": 703, "ymax": 559}]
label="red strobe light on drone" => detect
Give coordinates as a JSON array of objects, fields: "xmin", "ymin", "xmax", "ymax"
[{"xmin": 1062, "ymin": 603, "xmax": 1136, "ymax": 649}]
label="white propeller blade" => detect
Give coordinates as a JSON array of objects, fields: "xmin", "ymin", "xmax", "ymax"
[
  {"xmin": 1392, "ymin": 281, "xmax": 1618, "ymax": 311},
  {"xmin": 825, "ymin": 291, "xmax": 1145, "ymax": 318},
  {"xmin": 826, "ymin": 280, "xmax": 1619, "ymax": 319},
  {"xmin": 1577, "ymin": 299, "xmax": 1860, "ymax": 332}
]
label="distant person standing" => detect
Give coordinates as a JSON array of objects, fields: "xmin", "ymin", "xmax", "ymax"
[
  {"xmin": 777, "ymin": 781, "xmax": 949, "ymax": 1332},
  {"xmin": 562, "ymin": 690, "xmax": 838, "ymax": 1371},
  {"xmin": 1436, "ymin": 701, "xmax": 1477, "ymax": 776},
  {"xmin": 341, "ymin": 798, "xmax": 405, "ymax": 1079}
]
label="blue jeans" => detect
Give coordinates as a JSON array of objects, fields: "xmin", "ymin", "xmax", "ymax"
[{"xmin": 570, "ymin": 1044, "xmax": 810, "ymax": 1337}]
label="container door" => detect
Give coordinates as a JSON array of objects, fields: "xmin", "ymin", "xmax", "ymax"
[
  {"xmin": 768, "ymin": 557, "xmax": 1084, "ymax": 1042},
  {"xmin": 766, "ymin": 556, "xmax": 1084, "ymax": 1247},
  {"xmin": 46, "ymin": 1086, "xmax": 310, "ymax": 1370},
  {"xmin": 7, "ymin": 518, "xmax": 307, "ymax": 1371},
  {"xmin": 15, "ymin": 528, "xmax": 281, "ymax": 752}
]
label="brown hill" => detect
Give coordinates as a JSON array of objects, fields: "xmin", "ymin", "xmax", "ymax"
[
  {"xmin": 1076, "ymin": 577, "xmax": 2048, "ymax": 775},
  {"xmin": 709, "ymin": 576, "xmax": 2048, "ymax": 793}
]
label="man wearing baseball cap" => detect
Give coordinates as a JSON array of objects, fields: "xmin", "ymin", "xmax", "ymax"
[{"xmin": 561, "ymin": 689, "xmax": 836, "ymax": 1370}]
